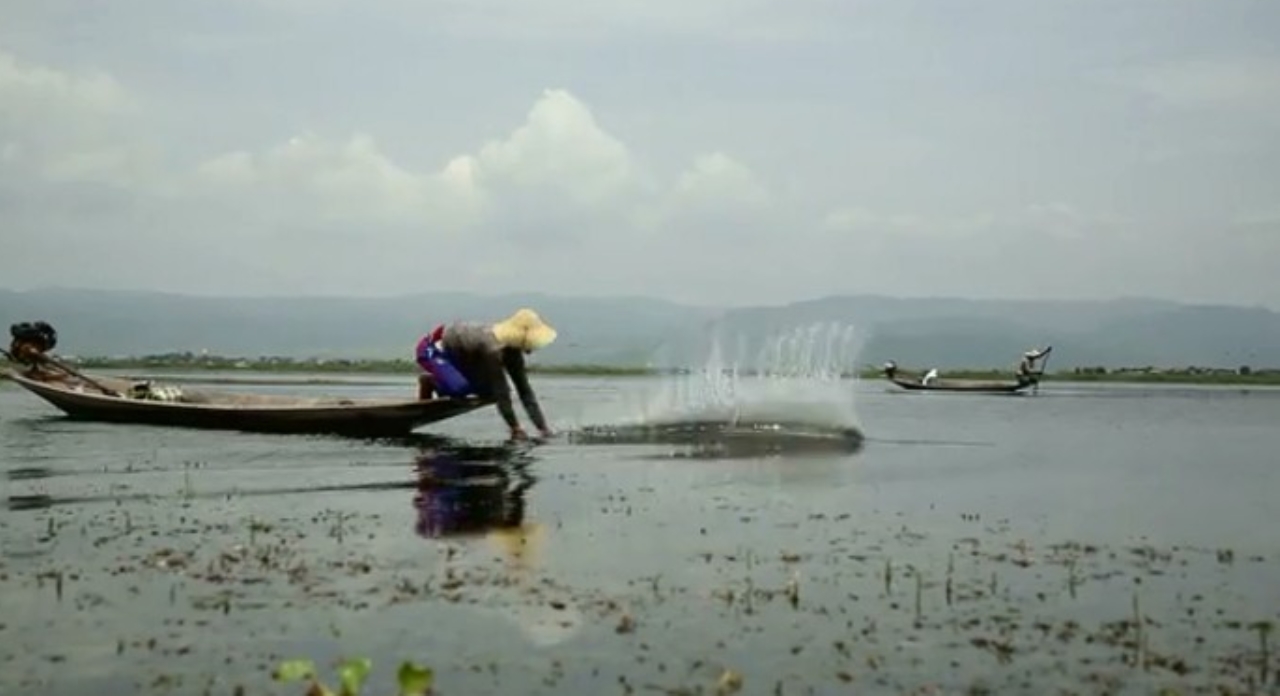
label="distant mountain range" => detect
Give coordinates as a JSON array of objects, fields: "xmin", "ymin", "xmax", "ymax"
[{"xmin": 3, "ymin": 287, "xmax": 1278, "ymax": 371}]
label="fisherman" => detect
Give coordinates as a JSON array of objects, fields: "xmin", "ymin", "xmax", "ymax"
[
  {"xmin": 1016, "ymin": 346, "xmax": 1052, "ymax": 384},
  {"xmin": 415, "ymin": 308, "xmax": 557, "ymax": 441},
  {"xmin": 921, "ymin": 368, "xmax": 939, "ymax": 386}
]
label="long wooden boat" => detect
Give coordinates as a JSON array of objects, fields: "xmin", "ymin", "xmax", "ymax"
[
  {"xmin": 1, "ymin": 366, "xmax": 490, "ymax": 437},
  {"xmin": 881, "ymin": 364, "xmax": 1036, "ymax": 395}
]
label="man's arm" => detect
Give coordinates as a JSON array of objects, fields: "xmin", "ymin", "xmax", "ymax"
[
  {"xmin": 503, "ymin": 349, "xmax": 550, "ymax": 433},
  {"xmin": 483, "ymin": 351, "xmax": 522, "ymax": 432}
]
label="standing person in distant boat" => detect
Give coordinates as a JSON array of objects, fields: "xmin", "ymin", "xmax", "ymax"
[
  {"xmin": 415, "ymin": 308, "xmax": 557, "ymax": 441},
  {"xmin": 921, "ymin": 368, "xmax": 939, "ymax": 386},
  {"xmin": 1016, "ymin": 346, "xmax": 1052, "ymax": 385}
]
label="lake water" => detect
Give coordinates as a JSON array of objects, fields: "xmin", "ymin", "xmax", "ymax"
[{"xmin": 2, "ymin": 372, "xmax": 1278, "ymax": 695}]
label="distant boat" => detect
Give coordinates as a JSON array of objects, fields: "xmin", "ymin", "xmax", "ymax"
[
  {"xmin": 2, "ymin": 367, "xmax": 489, "ymax": 437},
  {"xmin": 880, "ymin": 361, "xmax": 1040, "ymax": 395}
]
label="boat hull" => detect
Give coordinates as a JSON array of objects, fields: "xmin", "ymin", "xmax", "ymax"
[
  {"xmin": 2, "ymin": 369, "xmax": 489, "ymax": 437},
  {"xmin": 885, "ymin": 375, "xmax": 1033, "ymax": 395}
]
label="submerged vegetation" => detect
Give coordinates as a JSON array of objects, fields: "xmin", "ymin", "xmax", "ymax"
[{"xmin": 31, "ymin": 352, "xmax": 1280, "ymax": 385}]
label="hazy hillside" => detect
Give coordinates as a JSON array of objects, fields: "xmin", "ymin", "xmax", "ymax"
[
  {"xmin": 3, "ymin": 288, "xmax": 1278, "ymax": 370},
  {"xmin": 712, "ymin": 296, "xmax": 1280, "ymax": 370},
  {"xmin": 0, "ymin": 288, "xmax": 717, "ymax": 366}
]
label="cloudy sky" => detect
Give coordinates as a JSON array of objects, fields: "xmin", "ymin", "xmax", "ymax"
[{"xmin": 2, "ymin": 0, "xmax": 1278, "ymax": 307}]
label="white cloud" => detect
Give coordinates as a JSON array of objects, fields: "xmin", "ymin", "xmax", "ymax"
[
  {"xmin": 673, "ymin": 152, "xmax": 769, "ymax": 208},
  {"xmin": 222, "ymin": 0, "xmax": 849, "ymax": 43},
  {"xmin": 0, "ymin": 51, "xmax": 131, "ymax": 118},
  {"xmin": 0, "ymin": 50, "xmax": 157, "ymax": 188},
  {"xmin": 446, "ymin": 87, "xmax": 657, "ymax": 244},
  {"xmin": 821, "ymin": 202, "xmax": 1127, "ymax": 243},
  {"xmin": 193, "ymin": 132, "xmax": 480, "ymax": 229},
  {"xmin": 0, "ymin": 49, "xmax": 794, "ymax": 299},
  {"xmin": 1117, "ymin": 55, "xmax": 1280, "ymax": 111},
  {"xmin": 179, "ymin": 86, "xmax": 774, "ymax": 243},
  {"xmin": 465, "ymin": 90, "xmax": 638, "ymax": 206},
  {"xmin": 0, "ymin": 51, "xmax": 763, "ymax": 245},
  {"xmin": 2, "ymin": 0, "xmax": 1279, "ymax": 309}
]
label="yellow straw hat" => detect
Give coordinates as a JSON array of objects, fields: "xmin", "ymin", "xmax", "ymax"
[{"xmin": 491, "ymin": 309, "xmax": 558, "ymax": 353}]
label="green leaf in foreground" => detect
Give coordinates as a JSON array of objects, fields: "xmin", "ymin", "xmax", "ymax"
[
  {"xmin": 274, "ymin": 659, "xmax": 318, "ymax": 683},
  {"xmin": 337, "ymin": 657, "xmax": 373, "ymax": 696},
  {"xmin": 396, "ymin": 661, "xmax": 434, "ymax": 695}
]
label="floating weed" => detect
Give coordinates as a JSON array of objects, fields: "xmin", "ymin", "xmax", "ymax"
[
  {"xmin": 645, "ymin": 573, "xmax": 664, "ymax": 599},
  {"xmin": 913, "ymin": 566, "xmax": 924, "ymax": 624},
  {"xmin": 273, "ymin": 657, "xmax": 433, "ymax": 696},
  {"xmin": 180, "ymin": 463, "xmax": 197, "ymax": 501},
  {"xmin": 338, "ymin": 658, "xmax": 373, "ymax": 695},
  {"xmin": 397, "ymin": 662, "xmax": 434, "ymax": 695},
  {"xmin": 324, "ymin": 510, "xmax": 354, "ymax": 543},
  {"xmin": 1253, "ymin": 620, "xmax": 1273, "ymax": 686},
  {"xmin": 945, "ymin": 552, "xmax": 954, "ymax": 607},
  {"xmin": 247, "ymin": 516, "xmax": 272, "ymax": 547},
  {"xmin": 714, "ymin": 668, "xmax": 743, "ymax": 695},
  {"xmin": 1132, "ymin": 587, "xmax": 1148, "ymax": 670}
]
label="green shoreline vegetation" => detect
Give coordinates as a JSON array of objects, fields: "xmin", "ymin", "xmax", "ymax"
[{"xmin": 5, "ymin": 352, "xmax": 1280, "ymax": 386}]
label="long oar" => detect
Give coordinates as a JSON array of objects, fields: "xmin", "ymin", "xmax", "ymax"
[
  {"xmin": 1033, "ymin": 349, "xmax": 1052, "ymax": 395},
  {"xmin": 6, "ymin": 348, "xmax": 124, "ymax": 397}
]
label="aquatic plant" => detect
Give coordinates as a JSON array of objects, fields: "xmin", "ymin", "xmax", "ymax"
[{"xmin": 273, "ymin": 657, "xmax": 434, "ymax": 696}]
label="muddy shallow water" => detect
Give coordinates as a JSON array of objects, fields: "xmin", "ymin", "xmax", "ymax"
[{"xmin": 2, "ymin": 373, "xmax": 1279, "ymax": 695}]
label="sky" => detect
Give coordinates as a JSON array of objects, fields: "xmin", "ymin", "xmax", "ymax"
[{"xmin": 1, "ymin": 0, "xmax": 1278, "ymax": 308}]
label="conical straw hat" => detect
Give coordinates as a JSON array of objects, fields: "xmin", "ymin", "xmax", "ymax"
[{"xmin": 492, "ymin": 309, "xmax": 558, "ymax": 353}]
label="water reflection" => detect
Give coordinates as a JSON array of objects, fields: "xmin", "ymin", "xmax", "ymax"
[
  {"xmin": 410, "ymin": 441, "xmax": 536, "ymax": 540},
  {"xmin": 2, "ymin": 435, "xmax": 545, "ymax": 524},
  {"xmin": 7, "ymin": 466, "xmax": 57, "ymax": 480}
]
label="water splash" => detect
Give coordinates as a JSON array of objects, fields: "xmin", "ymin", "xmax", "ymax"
[{"xmin": 613, "ymin": 321, "xmax": 865, "ymax": 430}]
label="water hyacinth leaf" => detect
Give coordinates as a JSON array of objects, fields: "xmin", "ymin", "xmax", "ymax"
[
  {"xmin": 337, "ymin": 657, "xmax": 373, "ymax": 696},
  {"xmin": 274, "ymin": 659, "xmax": 318, "ymax": 683},
  {"xmin": 396, "ymin": 661, "xmax": 434, "ymax": 695}
]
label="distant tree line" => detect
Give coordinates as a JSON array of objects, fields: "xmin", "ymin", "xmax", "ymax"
[{"xmin": 5, "ymin": 350, "xmax": 1280, "ymax": 386}]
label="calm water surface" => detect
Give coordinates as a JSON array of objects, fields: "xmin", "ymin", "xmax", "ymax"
[{"xmin": 1, "ymin": 373, "xmax": 1278, "ymax": 695}]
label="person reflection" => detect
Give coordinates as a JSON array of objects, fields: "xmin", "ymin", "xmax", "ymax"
[{"xmin": 411, "ymin": 444, "xmax": 536, "ymax": 541}]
